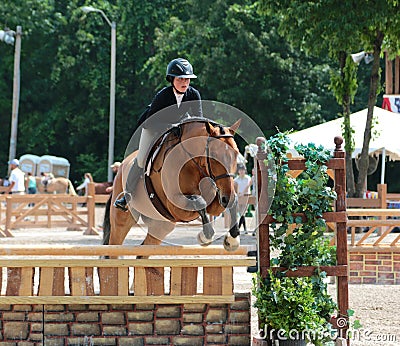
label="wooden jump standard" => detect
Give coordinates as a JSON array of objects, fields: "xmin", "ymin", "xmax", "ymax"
[{"xmin": 254, "ymin": 136, "xmax": 349, "ymax": 338}]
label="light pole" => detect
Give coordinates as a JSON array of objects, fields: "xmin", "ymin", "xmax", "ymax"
[
  {"xmin": 0, "ymin": 26, "xmax": 22, "ymax": 164},
  {"xmin": 82, "ymin": 6, "xmax": 116, "ymax": 182}
]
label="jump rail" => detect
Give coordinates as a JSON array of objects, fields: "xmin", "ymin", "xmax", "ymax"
[{"xmin": 0, "ymin": 245, "xmax": 254, "ymax": 304}]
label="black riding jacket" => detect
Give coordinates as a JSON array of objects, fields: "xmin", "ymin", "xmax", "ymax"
[{"xmin": 137, "ymin": 85, "xmax": 203, "ymax": 131}]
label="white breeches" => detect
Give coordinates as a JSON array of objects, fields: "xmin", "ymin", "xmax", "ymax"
[{"xmin": 136, "ymin": 128, "xmax": 155, "ymax": 168}]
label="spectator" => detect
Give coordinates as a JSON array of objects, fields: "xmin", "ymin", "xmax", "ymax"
[
  {"xmin": 26, "ymin": 172, "xmax": 37, "ymax": 207},
  {"xmin": 110, "ymin": 161, "xmax": 121, "ymax": 175},
  {"xmin": 40, "ymin": 172, "xmax": 54, "ymax": 190},
  {"xmin": 26, "ymin": 172, "xmax": 37, "ymax": 194},
  {"xmin": 106, "ymin": 162, "xmax": 121, "ymax": 193},
  {"xmin": 76, "ymin": 172, "xmax": 94, "ymax": 196},
  {"xmin": 7, "ymin": 159, "xmax": 25, "ymax": 195},
  {"xmin": 234, "ymin": 165, "xmax": 252, "ymax": 234},
  {"xmin": 3, "ymin": 176, "xmax": 10, "ymax": 187}
]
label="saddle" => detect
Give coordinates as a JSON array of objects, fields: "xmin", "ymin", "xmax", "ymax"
[
  {"xmin": 143, "ymin": 125, "xmax": 182, "ymax": 221},
  {"xmin": 41, "ymin": 175, "xmax": 54, "ymax": 192}
]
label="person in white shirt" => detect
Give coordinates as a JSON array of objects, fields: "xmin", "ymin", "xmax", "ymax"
[
  {"xmin": 234, "ymin": 165, "xmax": 252, "ymax": 234},
  {"xmin": 76, "ymin": 172, "xmax": 94, "ymax": 196},
  {"xmin": 7, "ymin": 159, "xmax": 25, "ymax": 194}
]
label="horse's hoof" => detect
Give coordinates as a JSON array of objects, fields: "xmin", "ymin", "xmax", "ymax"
[
  {"xmin": 197, "ymin": 232, "xmax": 214, "ymax": 246},
  {"xmin": 223, "ymin": 234, "xmax": 240, "ymax": 251}
]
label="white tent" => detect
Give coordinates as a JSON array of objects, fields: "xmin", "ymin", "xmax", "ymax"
[{"xmin": 288, "ymin": 107, "xmax": 400, "ymax": 183}]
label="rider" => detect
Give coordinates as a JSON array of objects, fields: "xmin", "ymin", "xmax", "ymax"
[{"xmin": 114, "ymin": 57, "xmax": 203, "ymax": 211}]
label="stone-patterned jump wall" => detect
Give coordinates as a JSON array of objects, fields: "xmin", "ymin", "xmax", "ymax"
[
  {"xmin": 0, "ymin": 293, "xmax": 250, "ymax": 345},
  {"xmin": 349, "ymin": 251, "xmax": 400, "ymax": 284}
]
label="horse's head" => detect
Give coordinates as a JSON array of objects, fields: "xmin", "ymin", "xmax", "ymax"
[
  {"xmin": 158, "ymin": 119, "xmax": 241, "ymax": 219},
  {"xmin": 203, "ymin": 120, "xmax": 241, "ymax": 211}
]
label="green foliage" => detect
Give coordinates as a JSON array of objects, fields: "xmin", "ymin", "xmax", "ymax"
[
  {"xmin": 267, "ymin": 134, "xmax": 337, "ymax": 267},
  {"xmin": 259, "ymin": 0, "xmax": 400, "ymax": 197},
  {"xmin": 252, "ymin": 271, "xmax": 337, "ymax": 343},
  {"xmin": 145, "ymin": 0, "xmax": 340, "ymax": 134},
  {"xmin": 253, "ymin": 132, "xmax": 337, "ymax": 345}
]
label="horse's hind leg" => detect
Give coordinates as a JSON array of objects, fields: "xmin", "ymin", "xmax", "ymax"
[
  {"xmin": 142, "ymin": 216, "xmax": 175, "ymax": 246},
  {"xmin": 107, "ymin": 167, "xmax": 139, "ymax": 245}
]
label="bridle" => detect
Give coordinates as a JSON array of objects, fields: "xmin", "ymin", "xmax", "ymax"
[
  {"xmin": 180, "ymin": 131, "xmax": 236, "ymax": 206},
  {"xmin": 205, "ymin": 135, "xmax": 235, "ymax": 182}
]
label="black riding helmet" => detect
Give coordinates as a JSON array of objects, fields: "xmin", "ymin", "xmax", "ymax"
[{"xmin": 166, "ymin": 58, "xmax": 197, "ymax": 82}]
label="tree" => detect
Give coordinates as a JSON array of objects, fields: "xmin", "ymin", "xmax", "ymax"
[
  {"xmin": 260, "ymin": 0, "xmax": 400, "ymax": 197},
  {"xmin": 0, "ymin": 0, "xmax": 175, "ymax": 181},
  {"xmin": 144, "ymin": 0, "xmax": 339, "ymax": 138},
  {"xmin": 0, "ymin": 0, "xmax": 340, "ymax": 182}
]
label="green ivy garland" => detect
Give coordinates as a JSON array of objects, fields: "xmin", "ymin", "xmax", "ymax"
[{"xmin": 253, "ymin": 132, "xmax": 338, "ymax": 345}]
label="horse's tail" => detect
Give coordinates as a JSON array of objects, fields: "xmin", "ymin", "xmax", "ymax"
[
  {"xmin": 102, "ymin": 195, "xmax": 112, "ymax": 245},
  {"xmin": 68, "ymin": 180, "xmax": 77, "ymax": 195}
]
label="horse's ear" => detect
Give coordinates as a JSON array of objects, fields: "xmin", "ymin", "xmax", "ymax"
[
  {"xmin": 206, "ymin": 122, "xmax": 218, "ymax": 135},
  {"xmin": 229, "ymin": 119, "xmax": 241, "ymax": 134}
]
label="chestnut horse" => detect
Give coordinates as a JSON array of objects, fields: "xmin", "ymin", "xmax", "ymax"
[{"xmin": 103, "ymin": 119, "xmax": 241, "ymax": 251}]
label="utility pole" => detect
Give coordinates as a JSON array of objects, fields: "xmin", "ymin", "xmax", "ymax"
[
  {"xmin": 81, "ymin": 7, "xmax": 116, "ymax": 182},
  {"xmin": 9, "ymin": 26, "xmax": 22, "ymax": 162}
]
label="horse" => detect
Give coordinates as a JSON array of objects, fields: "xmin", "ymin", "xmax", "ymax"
[
  {"xmin": 94, "ymin": 181, "xmax": 113, "ymax": 194},
  {"xmin": 103, "ymin": 119, "xmax": 241, "ymax": 251},
  {"xmin": 35, "ymin": 176, "xmax": 77, "ymax": 195}
]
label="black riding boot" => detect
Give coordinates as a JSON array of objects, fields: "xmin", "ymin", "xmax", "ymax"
[{"xmin": 114, "ymin": 162, "xmax": 143, "ymax": 211}]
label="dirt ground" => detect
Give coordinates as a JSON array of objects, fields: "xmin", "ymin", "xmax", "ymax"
[{"xmin": 1, "ymin": 206, "xmax": 399, "ymax": 345}]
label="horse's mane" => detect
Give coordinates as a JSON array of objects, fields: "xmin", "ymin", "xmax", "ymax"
[{"xmin": 176, "ymin": 117, "xmax": 239, "ymax": 149}]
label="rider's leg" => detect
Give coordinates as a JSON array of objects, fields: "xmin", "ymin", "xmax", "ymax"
[{"xmin": 114, "ymin": 128, "xmax": 153, "ymax": 211}]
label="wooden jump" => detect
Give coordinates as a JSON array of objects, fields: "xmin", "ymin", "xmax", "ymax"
[{"xmin": 0, "ymin": 245, "xmax": 254, "ymax": 304}]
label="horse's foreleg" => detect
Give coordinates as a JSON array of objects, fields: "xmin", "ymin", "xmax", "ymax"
[
  {"xmin": 223, "ymin": 195, "xmax": 240, "ymax": 251},
  {"xmin": 197, "ymin": 208, "xmax": 215, "ymax": 246},
  {"xmin": 139, "ymin": 217, "xmax": 175, "ymax": 260}
]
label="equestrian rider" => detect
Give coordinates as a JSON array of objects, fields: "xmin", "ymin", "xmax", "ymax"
[{"xmin": 114, "ymin": 58, "xmax": 203, "ymax": 211}]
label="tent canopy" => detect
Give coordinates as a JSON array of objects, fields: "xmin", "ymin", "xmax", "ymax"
[{"xmin": 288, "ymin": 107, "xmax": 400, "ymax": 161}]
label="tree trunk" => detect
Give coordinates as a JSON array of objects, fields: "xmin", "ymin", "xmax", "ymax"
[
  {"xmin": 355, "ymin": 30, "xmax": 384, "ymax": 197},
  {"xmin": 339, "ymin": 52, "xmax": 356, "ymax": 197}
]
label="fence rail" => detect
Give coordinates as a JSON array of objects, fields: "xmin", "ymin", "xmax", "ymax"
[
  {"xmin": 0, "ymin": 183, "xmax": 109, "ymax": 236},
  {"xmin": 0, "ymin": 245, "xmax": 253, "ymax": 304},
  {"xmin": 347, "ymin": 208, "xmax": 400, "ymax": 249}
]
